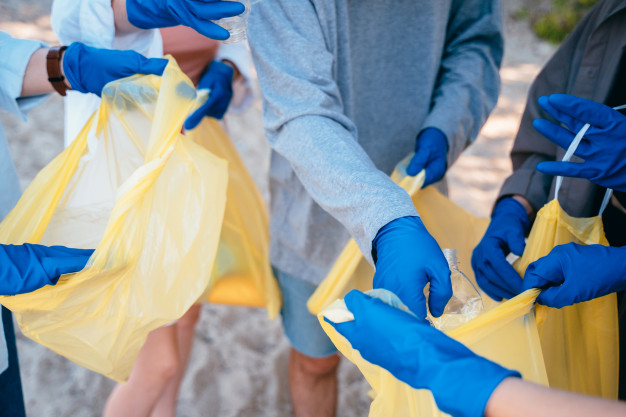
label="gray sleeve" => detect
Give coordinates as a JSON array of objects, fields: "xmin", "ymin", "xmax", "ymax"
[
  {"xmin": 248, "ymin": 1, "xmax": 418, "ymax": 264},
  {"xmin": 421, "ymin": 0, "xmax": 504, "ymax": 165}
]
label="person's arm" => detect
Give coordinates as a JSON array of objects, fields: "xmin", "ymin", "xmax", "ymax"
[
  {"xmin": 0, "ymin": 31, "xmax": 49, "ymax": 120},
  {"xmin": 486, "ymin": 378, "xmax": 626, "ymax": 417},
  {"xmin": 111, "ymin": 0, "xmax": 137, "ymax": 35},
  {"xmin": 19, "ymin": 48, "xmax": 57, "ymax": 97},
  {"xmin": 248, "ymin": 1, "xmax": 417, "ymax": 263},
  {"xmin": 421, "ymin": 0, "xmax": 503, "ymax": 165},
  {"xmin": 18, "ymin": 40, "xmax": 167, "ymax": 100},
  {"xmin": 51, "ymin": 0, "xmax": 161, "ymax": 55},
  {"xmin": 216, "ymin": 43, "xmax": 255, "ymax": 114}
]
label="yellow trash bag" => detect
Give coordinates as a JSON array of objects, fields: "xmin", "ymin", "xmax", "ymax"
[
  {"xmin": 187, "ymin": 119, "xmax": 281, "ymax": 319},
  {"xmin": 319, "ymin": 289, "xmax": 548, "ymax": 417},
  {"xmin": 308, "ymin": 162, "xmax": 494, "ymax": 315},
  {"xmin": 514, "ymin": 187, "xmax": 619, "ymax": 398},
  {"xmin": 0, "ymin": 59, "xmax": 228, "ymax": 382}
]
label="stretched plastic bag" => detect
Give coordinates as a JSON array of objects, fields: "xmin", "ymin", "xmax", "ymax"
[
  {"xmin": 187, "ymin": 119, "xmax": 281, "ymax": 319},
  {"xmin": 319, "ymin": 288, "xmax": 548, "ymax": 417},
  {"xmin": 0, "ymin": 60, "xmax": 228, "ymax": 382},
  {"xmin": 308, "ymin": 162, "xmax": 495, "ymax": 315},
  {"xmin": 513, "ymin": 124, "xmax": 619, "ymax": 399}
]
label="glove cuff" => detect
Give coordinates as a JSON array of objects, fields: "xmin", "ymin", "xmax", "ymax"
[
  {"xmin": 493, "ymin": 198, "xmax": 531, "ymax": 231},
  {"xmin": 371, "ymin": 216, "xmax": 423, "ymax": 264}
]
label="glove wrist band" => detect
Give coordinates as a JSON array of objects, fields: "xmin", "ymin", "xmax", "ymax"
[{"xmin": 46, "ymin": 46, "xmax": 69, "ymax": 96}]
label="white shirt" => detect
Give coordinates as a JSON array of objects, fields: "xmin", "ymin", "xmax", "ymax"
[{"xmin": 51, "ymin": 0, "xmax": 255, "ymax": 146}]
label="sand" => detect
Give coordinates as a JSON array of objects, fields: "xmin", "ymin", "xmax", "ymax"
[{"xmin": 0, "ymin": 1, "xmax": 556, "ymax": 416}]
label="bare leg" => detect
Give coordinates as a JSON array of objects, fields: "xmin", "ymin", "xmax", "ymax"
[
  {"xmin": 151, "ymin": 304, "xmax": 202, "ymax": 417},
  {"xmin": 288, "ymin": 348, "xmax": 340, "ymax": 417},
  {"xmin": 103, "ymin": 325, "xmax": 180, "ymax": 417}
]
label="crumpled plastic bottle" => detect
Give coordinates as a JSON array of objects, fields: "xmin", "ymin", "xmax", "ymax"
[
  {"xmin": 427, "ymin": 248, "xmax": 484, "ymax": 330},
  {"xmin": 214, "ymin": 0, "xmax": 251, "ymax": 44}
]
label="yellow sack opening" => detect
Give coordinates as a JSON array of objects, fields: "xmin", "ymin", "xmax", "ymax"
[
  {"xmin": 514, "ymin": 198, "xmax": 619, "ymax": 399},
  {"xmin": 319, "ymin": 289, "xmax": 548, "ymax": 417},
  {"xmin": 308, "ymin": 166, "xmax": 496, "ymax": 315},
  {"xmin": 187, "ymin": 119, "xmax": 281, "ymax": 319},
  {"xmin": 0, "ymin": 59, "xmax": 228, "ymax": 382}
]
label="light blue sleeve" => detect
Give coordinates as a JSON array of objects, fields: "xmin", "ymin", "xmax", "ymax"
[
  {"xmin": 0, "ymin": 31, "xmax": 48, "ymax": 121},
  {"xmin": 421, "ymin": 0, "xmax": 504, "ymax": 164},
  {"xmin": 248, "ymin": 1, "xmax": 418, "ymax": 263}
]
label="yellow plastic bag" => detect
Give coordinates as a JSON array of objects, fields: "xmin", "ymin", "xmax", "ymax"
[
  {"xmin": 187, "ymin": 119, "xmax": 281, "ymax": 319},
  {"xmin": 512, "ymin": 121, "xmax": 619, "ymax": 399},
  {"xmin": 513, "ymin": 196, "xmax": 619, "ymax": 398},
  {"xmin": 0, "ymin": 60, "xmax": 228, "ymax": 382},
  {"xmin": 308, "ymin": 163, "xmax": 495, "ymax": 315},
  {"xmin": 319, "ymin": 289, "xmax": 548, "ymax": 417}
]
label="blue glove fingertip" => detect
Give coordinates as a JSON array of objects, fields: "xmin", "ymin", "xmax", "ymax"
[{"xmin": 141, "ymin": 58, "xmax": 168, "ymax": 77}]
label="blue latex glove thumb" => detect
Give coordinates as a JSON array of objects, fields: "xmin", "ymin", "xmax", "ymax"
[
  {"xmin": 372, "ymin": 216, "xmax": 452, "ymax": 319},
  {"xmin": 0, "ymin": 244, "xmax": 94, "ymax": 295},
  {"xmin": 406, "ymin": 128, "xmax": 448, "ymax": 188},
  {"xmin": 326, "ymin": 289, "xmax": 520, "ymax": 417},
  {"xmin": 126, "ymin": 0, "xmax": 245, "ymax": 41},
  {"xmin": 472, "ymin": 198, "xmax": 530, "ymax": 302},
  {"xmin": 184, "ymin": 61, "xmax": 234, "ymax": 130},
  {"xmin": 523, "ymin": 243, "xmax": 626, "ymax": 308},
  {"xmin": 63, "ymin": 42, "xmax": 168, "ymax": 97}
]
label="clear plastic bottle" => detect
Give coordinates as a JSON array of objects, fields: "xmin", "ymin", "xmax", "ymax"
[
  {"xmin": 428, "ymin": 249, "xmax": 484, "ymax": 330},
  {"xmin": 214, "ymin": 0, "xmax": 251, "ymax": 44}
]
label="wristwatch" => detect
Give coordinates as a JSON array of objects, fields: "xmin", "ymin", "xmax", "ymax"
[{"xmin": 46, "ymin": 46, "xmax": 69, "ymax": 96}]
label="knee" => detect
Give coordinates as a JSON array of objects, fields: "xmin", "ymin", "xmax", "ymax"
[
  {"xmin": 291, "ymin": 349, "xmax": 340, "ymax": 378},
  {"xmin": 155, "ymin": 350, "xmax": 181, "ymax": 384}
]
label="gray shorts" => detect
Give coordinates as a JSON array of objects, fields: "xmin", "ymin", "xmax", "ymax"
[{"xmin": 273, "ymin": 267, "xmax": 338, "ymax": 358}]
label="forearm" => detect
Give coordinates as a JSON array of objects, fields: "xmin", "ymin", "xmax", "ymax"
[
  {"xmin": 20, "ymin": 48, "xmax": 72, "ymax": 98},
  {"xmin": 111, "ymin": 0, "xmax": 138, "ymax": 34},
  {"xmin": 485, "ymin": 378, "xmax": 626, "ymax": 417},
  {"xmin": 20, "ymin": 48, "xmax": 54, "ymax": 97},
  {"xmin": 511, "ymin": 195, "xmax": 535, "ymax": 219}
]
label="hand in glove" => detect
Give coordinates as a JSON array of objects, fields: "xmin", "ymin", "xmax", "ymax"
[
  {"xmin": 472, "ymin": 198, "xmax": 530, "ymax": 301},
  {"xmin": 326, "ymin": 289, "xmax": 520, "ymax": 417},
  {"xmin": 534, "ymin": 94, "xmax": 626, "ymax": 192},
  {"xmin": 184, "ymin": 60, "xmax": 234, "ymax": 130},
  {"xmin": 523, "ymin": 243, "xmax": 626, "ymax": 308},
  {"xmin": 406, "ymin": 128, "xmax": 449, "ymax": 188},
  {"xmin": 0, "ymin": 243, "xmax": 94, "ymax": 295},
  {"xmin": 126, "ymin": 0, "xmax": 245, "ymax": 41},
  {"xmin": 62, "ymin": 42, "xmax": 168, "ymax": 96},
  {"xmin": 372, "ymin": 216, "xmax": 452, "ymax": 319}
]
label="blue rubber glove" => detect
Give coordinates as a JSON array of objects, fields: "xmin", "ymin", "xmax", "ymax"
[
  {"xmin": 533, "ymin": 94, "xmax": 626, "ymax": 192},
  {"xmin": 63, "ymin": 42, "xmax": 168, "ymax": 97},
  {"xmin": 126, "ymin": 0, "xmax": 245, "ymax": 41},
  {"xmin": 184, "ymin": 61, "xmax": 234, "ymax": 130},
  {"xmin": 523, "ymin": 243, "xmax": 626, "ymax": 308},
  {"xmin": 0, "ymin": 244, "xmax": 94, "ymax": 295},
  {"xmin": 372, "ymin": 216, "xmax": 452, "ymax": 319},
  {"xmin": 406, "ymin": 128, "xmax": 449, "ymax": 188},
  {"xmin": 472, "ymin": 198, "xmax": 530, "ymax": 301},
  {"xmin": 326, "ymin": 290, "xmax": 520, "ymax": 417}
]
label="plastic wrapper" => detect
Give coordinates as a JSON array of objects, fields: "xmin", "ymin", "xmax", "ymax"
[{"xmin": 428, "ymin": 248, "xmax": 484, "ymax": 330}]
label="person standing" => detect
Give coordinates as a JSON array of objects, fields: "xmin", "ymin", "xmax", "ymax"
[{"xmin": 247, "ymin": 1, "xmax": 503, "ymax": 415}]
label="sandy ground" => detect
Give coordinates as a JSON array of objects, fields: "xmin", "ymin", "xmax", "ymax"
[{"xmin": 0, "ymin": 1, "xmax": 557, "ymax": 416}]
